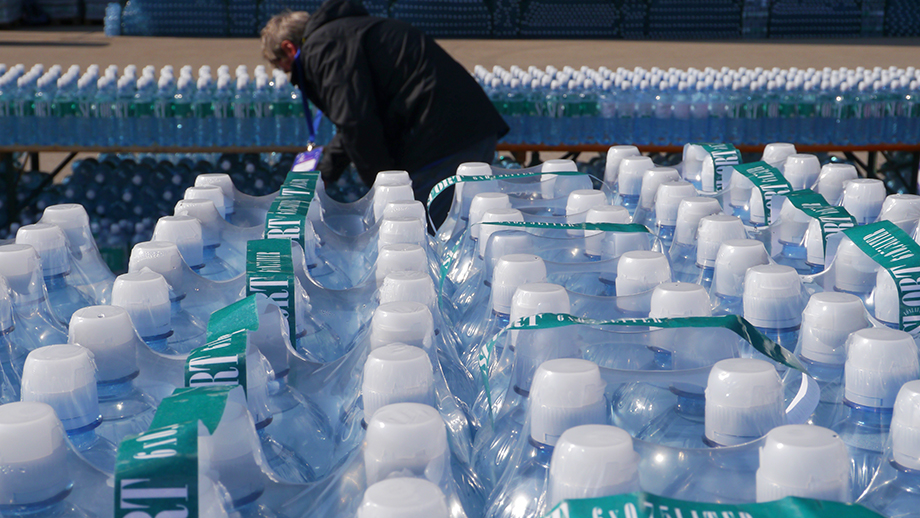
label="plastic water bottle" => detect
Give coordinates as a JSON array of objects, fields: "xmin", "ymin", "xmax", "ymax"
[
  {"xmin": 668, "ymin": 199, "xmax": 724, "ymax": 282},
  {"xmin": 756, "ymin": 425, "xmax": 851, "ymax": 503},
  {"xmin": 835, "ymin": 328, "xmax": 919, "ymax": 500},
  {"xmin": 365, "ymin": 403, "xmax": 485, "ymax": 518},
  {"xmin": 742, "ymin": 264, "xmax": 806, "ymax": 352},
  {"xmin": 213, "ymin": 75, "xmax": 234, "ymax": 146},
  {"xmin": 653, "ymin": 180, "xmax": 697, "ymax": 249},
  {"xmin": 564, "ymin": 189, "xmax": 607, "ymax": 229},
  {"xmin": 193, "ymin": 75, "xmax": 214, "ymax": 147},
  {"xmin": 362, "ymin": 344, "xmax": 436, "ymax": 424},
  {"xmin": 782, "ymin": 154, "xmax": 821, "ymax": 190},
  {"xmin": 615, "ymin": 156, "xmax": 654, "ymax": 216},
  {"xmin": 797, "ymin": 292, "xmax": 869, "ymax": 428},
  {"xmin": 859, "ymin": 380, "xmax": 920, "ymax": 515},
  {"xmin": 154, "ymin": 74, "xmax": 175, "ymax": 146},
  {"xmin": 0, "ymin": 401, "xmax": 102, "ymax": 517},
  {"xmin": 20, "ymin": 345, "xmax": 118, "ymax": 474},
  {"xmin": 832, "ymin": 237, "xmax": 878, "ymax": 309},
  {"xmin": 358, "ymin": 478, "xmax": 450, "ymax": 518},
  {"xmin": 67, "ymin": 306, "xmax": 156, "ymax": 445},
  {"xmin": 879, "ymin": 193, "xmax": 920, "ymax": 234},
  {"xmin": 485, "ymin": 358, "xmax": 607, "ymax": 518},
  {"xmin": 113, "ymin": 76, "xmax": 136, "ymax": 147},
  {"xmin": 603, "ymin": 145, "xmax": 640, "ymax": 191},
  {"xmin": 815, "ymin": 163, "xmax": 859, "ymax": 205},
  {"xmin": 111, "ymin": 269, "xmax": 205, "ymax": 355},
  {"xmin": 0, "ymin": 245, "xmax": 69, "ymax": 354},
  {"xmin": 545, "ymin": 425, "xmax": 640, "ymax": 510},
  {"xmin": 688, "ymin": 215, "xmax": 747, "ymax": 288},
  {"xmin": 614, "ymin": 251, "xmax": 672, "ymax": 318},
  {"xmin": 233, "ymin": 74, "xmax": 252, "ymax": 146},
  {"xmin": 637, "ymin": 167, "xmax": 680, "ymax": 224},
  {"xmin": 0, "ymin": 276, "xmax": 26, "ymax": 401},
  {"xmin": 711, "ymin": 240, "xmax": 770, "ymax": 317},
  {"xmin": 841, "ymin": 178, "xmax": 886, "ymax": 226},
  {"xmin": 15, "ymin": 224, "xmax": 95, "ymax": 325}
]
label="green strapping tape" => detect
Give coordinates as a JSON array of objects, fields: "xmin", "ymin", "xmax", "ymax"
[
  {"xmin": 545, "ymin": 491, "xmax": 884, "ymax": 518},
  {"xmin": 698, "ymin": 143, "xmax": 742, "ymax": 192},
  {"xmin": 247, "ymin": 239, "xmax": 297, "ymax": 341},
  {"xmin": 784, "ymin": 189, "xmax": 856, "ymax": 255},
  {"xmin": 478, "ymin": 314, "xmax": 804, "ymax": 422},
  {"xmin": 732, "ymin": 162, "xmax": 793, "ymax": 224},
  {"xmin": 844, "ymin": 221, "xmax": 920, "ymax": 335},
  {"xmin": 425, "ymin": 169, "xmax": 587, "ymax": 211}
]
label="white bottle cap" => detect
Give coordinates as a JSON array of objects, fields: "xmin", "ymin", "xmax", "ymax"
[
  {"xmin": 586, "ymin": 205, "xmax": 630, "ymax": 225},
  {"xmin": 0, "ymin": 245, "xmax": 48, "ymax": 305},
  {"xmin": 699, "ymin": 154, "xmax": 724, "ymax": 193},
  {"xmin": 364, "ymin": 403, "xmax": 448, "ymax": 486},
  {"xmin": 617, "ymin": 156, "xmax": 654, "ymax": 196},
  {"xmin": 184, "ymin": 185, "xmax": 228, "ymax": 220},
  {"xmin": 357, "ymin": 478, "xmax": 449, "ymax": 518},
  {"xmin": 40, "ymin": 204, "xmax": 92, "ymax": 249},
  {"xmin": 673, "ymin": 198, "xmax": 722, "ymax": 246},
  {"xmin": 891, "ymin": 380, "xmax": 920, "ymax": 471},
  {"xmin": 453, "ymin": 162, "xmax": 493, "ymax": 218},
  {"xmin": 729, "ymin": 167, "xmax": 755, "ymax": 207},
  {"xmin": 482, "ymin": 231, "xmax": 535, "ymax": 274},
  {"xmin": 376, "ymin": 244, "xmax": 428, "ymax": 283},
  {"xmin": 374, "ymin": 170, "xmax": 411, "ymax": 187},
  {"xmin": 841, "ymin": 178, "xmax": 886, "ymax": 225},
  {"xmin": 0, "ymin": 402, "xmax": 70, "ymax": 506},
  {"xmin": 584, "ymin": 206, "xmax": 631, "ymax": 257},
  {"xmin": 492, "ymin": 254, "xmax": 547, "ymax": 315},
  {"xmin": 362, "ymin": 344, "xmax": 435, "ymax": 420},
  {"xmin": 548, "ymin": 425, "xmax": 640, "ymax": 507},
  {"xmin": 382, "ymin": 200, "xmax": 426, "ymax": 222},
  {"xmin": 68, "ymin": 305, "xmax": 138, "ymax": 382},
  {"xmin": 174, "ymin": 199, "xmax": 222, "ymax": 248},
  {"xmin": 129, "ymin": 241, "xmax": 185, "ymax": 289},
  {"xmin": 468, "ymin": 193, "xmax": 512, "ymax": 240},
  {"xmin": 782, "ymin": 154, "xmax": 821, "ymax": 190},
  {"xmin": 479, "ymin": 208, "xmax": 525, "ymax": 258},
  {"xmin": 15, "ymin": 223, "xmax": 70, "ymax": 277},
  {"xmin": 151, "ymin": 215, "xmax": 205, "ymax": 269},
  {"xmin": 111, "ymin": 270, "xmax": 171, "ymax": 339},
  {"xmin": 743, "ymin": 265, "xmax": 805, "ymax": 329},
  {"xmin": 203, "ymin": 400, "xmax": 264, "ymax": 503},
  {"xmin": 511, "ymin": 282, "xmax": 571, "ymax": 320},
  {"xmin": 833, "ymin": 237, "xmax": 878, "ymax": 293},
  {"xmin": 649, "ymin": 282, "xmax": 711, "ymax": 318},
  {"xmin": 816, "ymin": 163, "xmax": 859, "ymax": 205},
  {"xmin": 194, "ymin": 173, "xmax": 237, "ymax": 214},
  {"xmin": 616, "ymin": 251, "xmax": 671, "ymax": 297},
  {"xmin": 378, "ymin": 217, "xmax": 427, "ymax": 250},
  {"xmin": 605, "ymin": 146, "xmax": 641, "ymax": 186},
  {"xmin": 21, "ymin": 345, "xmax": 99, "ymax": 431},
  {"xmin": 844, "ymin": 327, "xmax": 919, "ymax": 408},
  {"xmin": 777, "ymin": 199, "xmax": 813, "ymax": 244},
  {"xmin": 566, "ymin": 190, "xmax": 607, "ymax": 218},
  {"xmin": 705, "ymin": 358, "xmax": 785, "ymax": 446},
  {"xmin": 640, "ymin": 167, "xmax": 681, "ymax": 209},
  {"xmin": 373, "ymin": 184, "xmax": 415, "ymax": 223},
  {"xmin": 756, "ymin": 425, "xmax": 849, "ymax": 503},
  {"xmin": 654, "ymin": 181, "xmax": 698, "ymax": 227},
  {"xmin": 380, "ymin": 271, "xmax": 436, "ymax": 309},
  {"xmin": 761, "ymin": 143, "xmax": 797, "ymax": 170},
  {"xmin": 530, "ymin": 359, "xmax": 607, "ymax": 446},
  {"xmin": 880, "ymin": 194, "xmax": 920, "ymax": 232},
  {"xmin": 799, "ymin": 292, "xmax": 868, "ymax": 365},
  {"xmin": 541, "ymin": 159, "xmax": 578, "ymax": 173},
  {"xmin": 370, "ymin": 301, "xmax": 434, "ymax": 351},
  {"xmin": 696, "ymin": 215, "xmax": 746, "ymax": 267}
]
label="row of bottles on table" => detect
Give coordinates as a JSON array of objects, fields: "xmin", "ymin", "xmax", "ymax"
[
  {"xmin": 0, "ymin": 62, "xmax": 333, "ymax": 148},
  {"xmin": 1, "ymin": 142, "xmax": 920, "ymax": 517},
  {"xmin": 477, "ymin": 64, "xmax": 920, "ymax": 146}
]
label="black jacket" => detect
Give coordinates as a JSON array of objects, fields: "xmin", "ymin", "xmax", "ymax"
[{"xmin": 295, "ymin": 0, "xmax": 509, "ymax": 187}]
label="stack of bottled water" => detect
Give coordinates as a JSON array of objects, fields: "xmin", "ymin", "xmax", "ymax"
[
  {"xmin": 517, "ymin": 0, "xmax": 622, "ymax": 38},
  {"xmin": 0, "ymin": 62, "xmax": 331, "ymax": 148},
  {"xmin": 2, "ymin": 140, "xmax": 920, "ymax": 518},
  {"xmin": 474, "ymin": 64, "xmax": 920, "ymax": 146},
  {"xmin": 645, "ymin": 0, "xmax": 742, "ymax": 40},
  {"xmin": 390, "ymin": 0, "xmax": 492, "ymax": 38}
]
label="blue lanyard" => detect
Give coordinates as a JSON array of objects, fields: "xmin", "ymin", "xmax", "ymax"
[{"xmin": 292, "ymin": 48, "xmax": 324, "ymax": 145}]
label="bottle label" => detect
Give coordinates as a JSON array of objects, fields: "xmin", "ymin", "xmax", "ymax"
[
  {"xmin": 280, "ymin": 171, "xmax": 320, "ymax": 199},
  {"xmin": 185, "ymin": 330, "xmax": 248, "ymax": 393},
  {"xmin": 784, "ymin": 189, "xmax": 856, "ymax": 254},
  {"xmin": 425, "ymin": 169, "xmax": 587, "ymax": 213},
  {"xmin": 844, "ymin": 221, "xmax": 920, "ymax": 335},
  {"xmin": 478, "ymin": 314, "xmax": 804, "ymax": 422},
  {"xmin": 732, "ymin": 162, "xmax": 793, "ymax": 224},
  {"xmin": 545, "ymin": 491, "xmax": 884, "ymax": 518},
  {"xmin": 698, "ymin": 143, "xmax": 742, "ymax": 191},
  {"xmin": 264, "ymin": 195, "xmax": 311, "ymax": 249},
  {"xmin": 246, "ymin": 239, "xmax": 297, "ymax": 341},
  {"xmin": 114, "ymin": 387, "xmax": 235, "ymax": 518}
]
